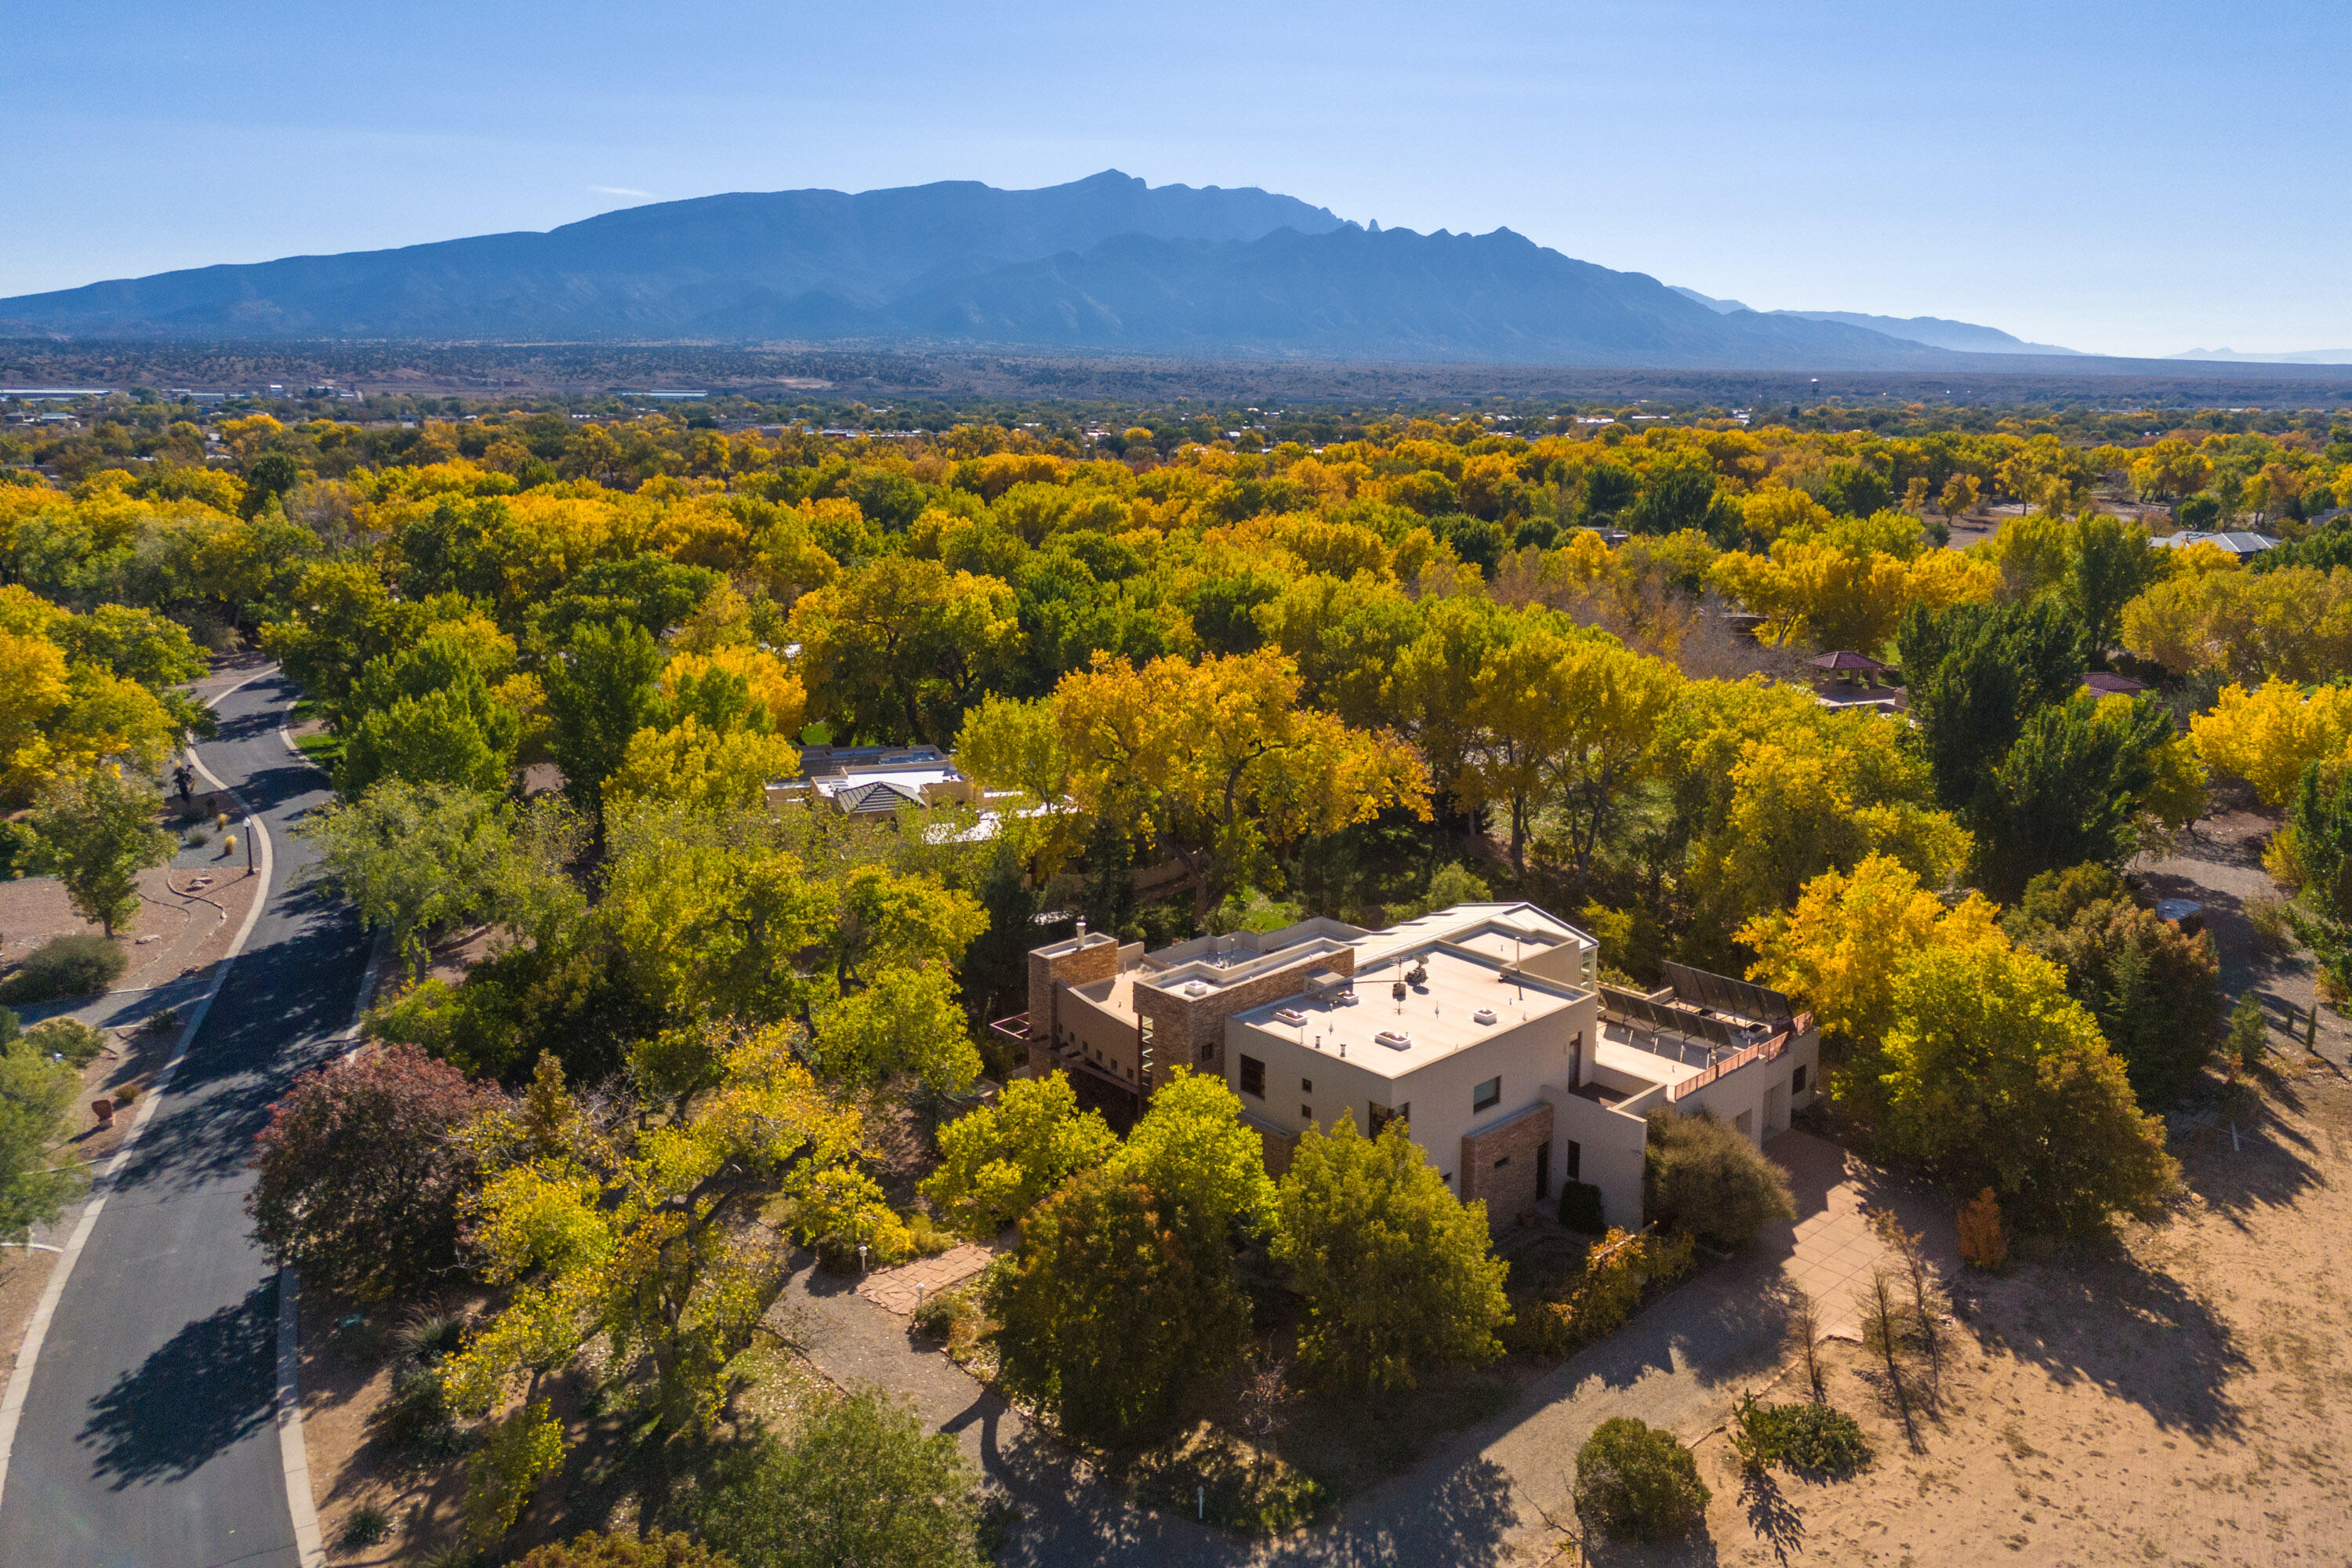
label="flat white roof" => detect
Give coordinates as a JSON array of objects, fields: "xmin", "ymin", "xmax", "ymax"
[
  {"xmin": 1595, "ymin": 1027, "xmax": 1704, "ymax": 1088},
  {"xmin": 1235, "ymin": 945, "xmax": 1580, "ymax": 1079}
]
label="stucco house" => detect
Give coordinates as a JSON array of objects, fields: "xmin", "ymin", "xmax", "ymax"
[{"xmin": 1002, "ymin": 903, "xmax": 1820, "ymax": 1232}]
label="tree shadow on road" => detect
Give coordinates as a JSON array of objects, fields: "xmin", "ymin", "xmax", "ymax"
[{"xmin": 78, "ymin": 1278, "xmax": 279, "ymax": 1487}]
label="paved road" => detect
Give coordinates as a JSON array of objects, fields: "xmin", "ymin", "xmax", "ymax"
[{"xmin": 0, "ymin": 673, "xmax": 366, "ymax": 1568}]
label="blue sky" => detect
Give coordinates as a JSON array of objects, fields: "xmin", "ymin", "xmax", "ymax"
[{"xmin": 5, "ymin": 0, "xmax": 2344, "ymax": 358}]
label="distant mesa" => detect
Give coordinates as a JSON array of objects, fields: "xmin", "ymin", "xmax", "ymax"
[{"xmin": 2167, "ymin": 346, "xmax": 2352, "ymax": 365}]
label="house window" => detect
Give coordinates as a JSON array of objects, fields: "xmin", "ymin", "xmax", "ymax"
[
  {"xmin": 1791, "ymin": 1064, "xmax": 1808, "ymax": 1094},
  {"xmin": 1301, "ymin": 1076, "xmax": 1313, "ymax": 1093},
  {"xmin": 1566, "ymin": 1140, "xmax": 1581, "ymax": 1181},
  {"xmin": 1301, "ymin": 1104, "xmax": 1313, "ymax": 1122},
  {"xmin": 1537, "ymin": 1142, "xmax": 1552, "ymax": 1199},
  {"xmin": 1240, "ymin": 1054, "xmax": 1265, "ymax": 1098},
  {"xmin": 1492, "ymin": 1155, "xmax": 1510, "ymax": 1170},
  {"xmin": 1370, "ymin": 1102, "xmax": 1409, "ymax": 1135},
  {"xmin": 1473, "ymin": 1076, "xmax": 1501, "ymax": 1112},
  {"xmin": 1197, "ymin": 1040, "xmax": 1216, "ymax": 1064}
]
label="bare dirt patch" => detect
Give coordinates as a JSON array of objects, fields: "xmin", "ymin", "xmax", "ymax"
[{"xmin": 1613, "ymin": 1059, "xmax": 2352, "ymax": 1568}]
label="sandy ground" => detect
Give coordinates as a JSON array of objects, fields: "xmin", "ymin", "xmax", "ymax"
[
  {"xmin": 1618, "ymin": 793, "xmax": 2352, "ymax": 1568},
  {"xmin": 1647, "ymin": 1053, "xmax": 2352, "ymax": 1568}
]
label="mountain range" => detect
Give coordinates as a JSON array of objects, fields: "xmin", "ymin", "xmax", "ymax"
[
  {"xmin": 0, "ymin": 171, "xmax": 2314, "ymax": 372},
  {"xmin": 2167, "ymin": 347, "xmax": 2352, "ymax": 365},
  {"xmin": 1669, "ymin": 288, "xmax": 2082, "ymax": 355}
]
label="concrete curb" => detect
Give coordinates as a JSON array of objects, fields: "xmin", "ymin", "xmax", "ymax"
[
  {"xmin": 277, "ymin": 1265, "xmax": 326, "ymax": 1568},
  {"xmin": 0, "ymin": 665, "xmax": 279, "ymax": 1518}
]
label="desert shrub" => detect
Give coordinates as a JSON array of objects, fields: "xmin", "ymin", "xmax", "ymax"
[
  {"xmin": 517, "ymin": 1531, "xmax": 735, "ymax": 1568},
  {"xmin": 1730, "ymin": 1392, "xmax": 1871, "ymax": 1475},
  {"xmin": 24, "ymin": 1016, "xmax": 107, "ymax": 1066},
  {"xmin": 1, "ymin": 934, "xmax": 126, "ymax": 1004},
  {"xmin": 112, "ymin": 1083, "xmax": 139, "ymax": 1106},
  {"xmin": 911, "ymin": 1282, "xmax": 976, "ymax": 1342},
  {"xmin": 392, "ymin": 1304, "xmax": 470, "ymax": 1365},
  {"xmin": 2245, "ymin": 894, "xmax": 2296, "ymax": 956},
  {"xmin": 1574, "ymin": 1417, "xmax": 1711, "ymax": 1542},
  {"xmin": 1956, "ymin": 1186, "xmax": 2008, "ymax": 1271},
  {"xmin": 338, "ymin": 1504, "xmax": 393, "ymax": 1551},
  {"xmin": 374, "ymin": 1362, "xmax": 466, "ymax": 1460},
  {"xmin": 1557, "ymin": 1179, "xmax": 1606, "ymax": 1235},
  {"xmin": 1510, "ymin": 1227, "xmax": 1694, "ymax": 1356},
  {"xmin": 699, "ymin": 1389, "xmax": 983, "ymax": 1568},
  {"xmin": 1644, "ymin": 1110, "xmax": 1795, "ymax": 1247},
  {"xmin": 903, "ymin": 1210, "xmax": 959, "ymax": 1258}
]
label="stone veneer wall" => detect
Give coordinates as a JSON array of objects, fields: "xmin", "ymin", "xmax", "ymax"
[
  {"xmin": 1459, "ymin": 1101, "xmax": 1555, "ymax": 1229},
  {"xmin": 1025, "ymin": 936, "xmax": 1120, "ymax": 1076},
  {"xmin": 1134, "ymin": 948, "xmax": 1357, "ymax": 1091}
]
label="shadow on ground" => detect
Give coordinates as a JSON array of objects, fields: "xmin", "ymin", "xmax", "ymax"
[{"xmin": 77, "ymin": 1278, "xmax": 280, "ymax": 1487}]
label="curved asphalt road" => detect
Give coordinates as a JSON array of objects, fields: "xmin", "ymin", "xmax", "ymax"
[{"xmin": 0, "ymin": 673, "xmax": 366, "ymax": 1568}]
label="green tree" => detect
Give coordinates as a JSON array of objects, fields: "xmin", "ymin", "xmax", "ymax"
[
  {"xmin": 1644, "ymin": 1109, "xmax": 1795, "ymax": 1248},
  {"xmin": 1899, "ymin": 597, "xmax": 2088, "ymax": 816},
  {"xmin": 1975, "ymin": 695, "xmax": 2174, "ymax": 900},
  {"xmin": 260, "ymin": 560, "xmax": 426, "ymax": 714},
  {"xmin": 1818, "ymin": 459, "xmax": 1893, "ymax": 518},
  {"xmin": 1272, "ymin": 1116, "xmax": 1511, "ymax": 1390},
  {"xmin": 921, "ymin": 1071, "xmax": 1117, "ymax": 1238},
  {"xmin": 1106, "ymin": 1068, "xmax": 1279, "ymax": 1240},
  {"xmin": 546, "ymin": 618, "xmax": 663, "ymax": 827},
  {"xmin": 2008, "ymin": 877, "xmax": 2221, "ymax": 1108},
  {"xmin": 338, "ymin": 656, "xmax": 521, "ymax": 797},
  {"xmin": 2065, "ymin": 515, "xmax": 2166, "ymax": 659},
  {"xmin": 1876, "ymin": 939, "xmax": 2177, "ymax": 1235},
  {"xmin": 699, "ymin": 1389, "xmax": 983, "ymax": 1568},
  {"xmin": 2285, "ymin": 760, "xmax": 2352, "ymax": 993},
  {"xmin": 304, "ymin": 780, "xmax": 580, "ymax": 978},
  {"xmin": 27, "ymin": 767, "xmax": 172, "ymax": 936},
  {"xmin": 806, "ymin": 964, "xmax": 982, "ymax": 1102},
  {"xmin": 0, "ymin": 1019, "xmax": 84, "ymax": 1243},
  {"xmin": 985, "ymin": 1167, "xmax": 1248, "ymax": 1441}
]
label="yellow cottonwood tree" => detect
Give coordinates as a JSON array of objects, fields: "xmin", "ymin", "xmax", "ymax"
[
  {"xmin": 1740, "ymin": 853, "xmax": 2004, "ymax": 1048},
  {"xmin": 2188, "ymin": 677, "xmax": 2352, "ymax": 804},
  {"xmin": 1052, "ymin": 649, "xmax": 1431, "ymax": 918},
  {"xmin": 1708, "ymin": 540, "xmax": 1994, "ymax": 653},
  {"xmin": 444, "ymin": 1044, "xmax": 875, "ymax": 1533},
  {"xmin": 606, "ymin": 717, "xmax": 800, "ymax": 815},
  {"xmin": 1458, "ymin": 629, "xmax": 1679, "ymax": 881}
]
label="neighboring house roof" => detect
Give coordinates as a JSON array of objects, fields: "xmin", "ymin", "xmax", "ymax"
[
  {"xmin": 2152, "ymin": 529, "xmax": 2279, "ymax": 554},
  {"xmin": 2082, "ymin": 672, "xmax": 2147, "ymax": 697}
]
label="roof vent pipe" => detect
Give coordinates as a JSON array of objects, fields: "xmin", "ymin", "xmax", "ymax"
[{"xmin": 1075, "ymin": 918, "xmax": 1087, "ymax": 939}]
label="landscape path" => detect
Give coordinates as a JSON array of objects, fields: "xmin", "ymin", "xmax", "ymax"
[
  {"xmin": 780, "ymin": 1128, "xmax": 1935, "ymax": 1566},
  {"xmin": 0, "ymin": 670, "xmax": 367, "ymax": 1568}
]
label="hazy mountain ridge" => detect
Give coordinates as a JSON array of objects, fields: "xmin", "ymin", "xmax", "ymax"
[
  {"xmin": 0, "ymin": 171, "xmax": 2067, "ymax": 368},
  {"xmin": 2169, "ymin": 347, "xmax": 2352, "ymax": 365}
]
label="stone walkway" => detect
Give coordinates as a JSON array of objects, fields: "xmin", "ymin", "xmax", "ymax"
[
  {"xmin": 856, "ymin": 1243, "xmax": 995, "ymax": 1314},
  {"xmin": 1765, "ymin": 1127, "xmax": 1903, "ymax": 1336}
]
